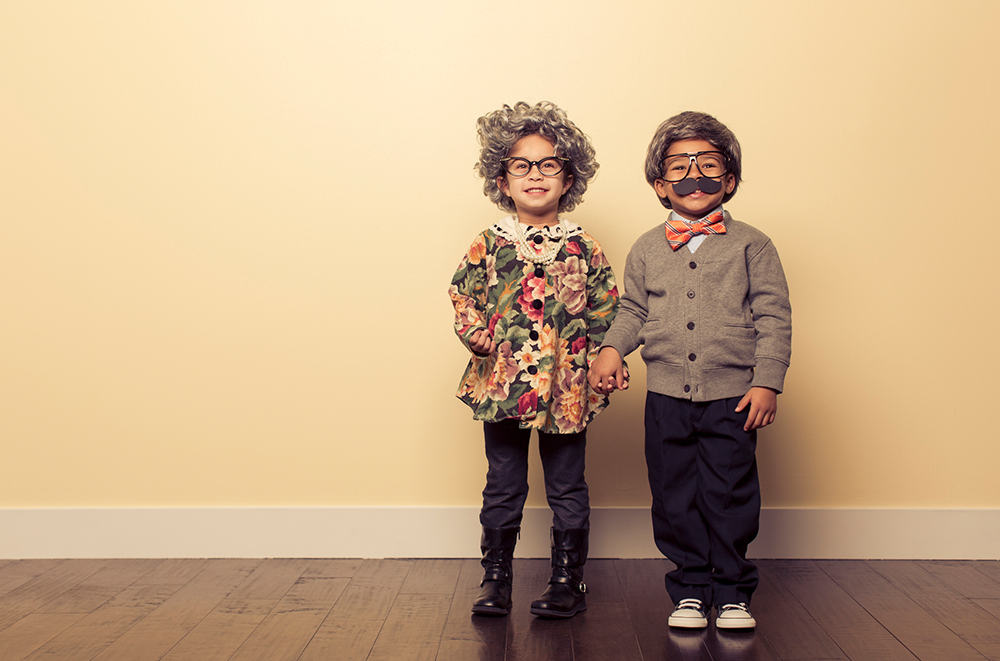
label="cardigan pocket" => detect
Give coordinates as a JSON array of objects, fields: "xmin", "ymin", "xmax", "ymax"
[{"xmin": 712, "ymin": 325, "xmax": 756, "ymax": 368}]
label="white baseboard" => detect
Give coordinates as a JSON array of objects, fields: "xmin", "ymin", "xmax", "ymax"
[{"xmin": 1, "ymin": 507, "xmax": 998, "ymax": 560}]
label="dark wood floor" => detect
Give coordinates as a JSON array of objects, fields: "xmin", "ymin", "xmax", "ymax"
[{"xmin": 1, "ymin": 558, "xmax": 999, "ymax": 660}]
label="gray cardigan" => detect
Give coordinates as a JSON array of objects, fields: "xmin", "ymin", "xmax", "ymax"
[{"xmin": 602, "ymin": 213, "xmax": 791, "ymax": 402}]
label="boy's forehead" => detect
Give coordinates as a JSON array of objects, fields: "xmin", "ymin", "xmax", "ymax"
[{"xmin": 665, "ymin": 137, "xmax": 718, "ymax": 156}]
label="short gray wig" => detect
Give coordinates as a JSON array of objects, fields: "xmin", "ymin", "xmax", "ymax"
[
  {"xmin": 644, "ymin": 111, "xmax": 743, "ymax": 209},
  {"xmin": 476, "ymin": 101, "xmax": 598, "ymax": 213}
]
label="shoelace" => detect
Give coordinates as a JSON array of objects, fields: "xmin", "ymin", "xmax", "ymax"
[
  {"xmin": 718, "ymin": 603, "xmax": 751, "ymax": 615},
  {"xmin": 675, "ymin": 598, "xmax": 705, "ymax": 612}
]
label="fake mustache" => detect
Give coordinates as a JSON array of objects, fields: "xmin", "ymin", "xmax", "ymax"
[{"xmin": 671, "ymin": 177, "xmax": 723, "ymax": 196}]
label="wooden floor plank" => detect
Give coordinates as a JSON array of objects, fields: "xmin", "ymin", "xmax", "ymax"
[
  {"xmin": 969, "ymin": 562, "xmax": 1000, "ymax": 588},
  {"xmin": 703, "ymin": 628, "xmax": 782, "ymax": 661},
  {"xmin": 300, "ymin": 558, "xmax": 364, "ymax": 578},
  {"xmin": 225, "ymin": 571, "xmax": 352, "ymax": 661},
  {"xmin": 35, "ymin": 559, "xmax": 160, "ymax": 615},
  {"xmin": 0, "ymin": 613, "xmax": 86, "ymax": 661},
  {"xmin": 753, "ymin": 561, "xmax": 847, "ymax": 660},
  {"xmin": 298, "ymin": 559, "xmax": 412, "ymax": 661},
  {"xmin": 918, "ymin": 561, "xmax": 1000, "ymax": 599},
  {"xmin": 87, "ymin": 558, "xmax": 261, "ymax": 661},
  {"xmin": 820, "ymin": 560, "xmax": 988, "ymax": 661},
  {"xmin": 130, "ymin": 559, "xmax": 211, "ymax": 588},
  {"xmin": 0, "ymin": 560, "xmax": 109, "ymax": 632},
  {"xmin": 399, "ymin": 558, "xmax": 462, "ymax": 596},
  {"xmin": 366, "ymin": 593, "xmax": 452, "ymax": 661},
  {"xmin": 868, "ymin": 560, "xmax": 1000, "ymax": 660},
  {"xmin": 21, "ymin": 580, "xmax": 188, "ymax": 661},
  {"xmin": 571, "ymin": 602, "xmax": 643, "ymax": 661},
  {"xmin": 158, "ymin": 599, "xmax": 274, "ymax": 661},
  {"xmin": 225, "ymin": 558, "xmax": 311, "ymax": 601},
  {"xmin": 0, "ymin": 560, "xmax": 64, "ymax": 598},
  {"xmin": 764, "ymin": 559, "xmax": 917, "ymax": 661}
]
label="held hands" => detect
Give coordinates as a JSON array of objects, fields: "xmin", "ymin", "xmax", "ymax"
[
  {"xmin": 588, "ymin": 347, "xmax": 629, "ymax": 395},
  {"xmin": 735, "ymin": 386, "xmax": 778, "ymax": 431},
  {"xmin": 468, "ymin": 329, "xmax": 496, "ymax": 356}
]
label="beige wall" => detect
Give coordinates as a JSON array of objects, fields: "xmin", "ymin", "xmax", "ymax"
[{"xmin": 2, "ymin": 1, "xmax": 998, "ymax": 510}]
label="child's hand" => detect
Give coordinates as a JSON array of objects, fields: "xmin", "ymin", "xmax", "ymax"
[
  {"xmin": 735, "ymin": 387, "xmax": 778, "ymax": 431},
  {"xmin": 589, "ymin": 347, "xmax": 628, "ymax": 394},
  {"xmin": 469, "ymin": 329, "xmax": 496, "ymax": 355}
]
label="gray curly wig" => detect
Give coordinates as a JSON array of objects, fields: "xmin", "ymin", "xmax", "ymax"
[
  {"xmin": 644, "ymin": 111, "xmax": 743, "ymax": 210},
  {"xmin": 476, "ymin": 101, "xmax": 598, "ymax": 213}
]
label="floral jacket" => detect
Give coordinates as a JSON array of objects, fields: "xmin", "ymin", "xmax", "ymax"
[{"xmin": 449, "ymin": 216, "xmax": 619, "ymax": 434}]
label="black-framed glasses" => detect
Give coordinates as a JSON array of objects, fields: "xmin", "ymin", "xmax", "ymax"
[
  {"xmin": 661, "ymin": 150, "xmax": 728, "ymax": 182},
  {"xmin": 501, "ymin": 157, "xmax": 569, "ymax": 178}
]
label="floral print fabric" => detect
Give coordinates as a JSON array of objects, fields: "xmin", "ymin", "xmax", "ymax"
[{"xmin": 450, "ymin": 217, "xmax": 619, "ymax": 434}]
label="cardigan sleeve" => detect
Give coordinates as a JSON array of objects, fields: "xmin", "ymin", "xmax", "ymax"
[
  {"xmin": 600, "ymin": 238, "xmax": 649, "ymax": 360},
  {"xmin": 746, "ymin": 239, "xmax": 792, "ymax": 392}
]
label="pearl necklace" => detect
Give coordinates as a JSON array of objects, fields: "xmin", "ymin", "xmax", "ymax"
[{"xmin": 512, "ymin": 216, "xmax": 569, "ymax": 266}]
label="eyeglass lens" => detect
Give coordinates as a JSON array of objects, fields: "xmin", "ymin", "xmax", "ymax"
[
  {"xmin": 662, "ymin": 152, "xmax": 727, "ymax": 182},
  {"xmin": 504, "ymin": 157, "xmax": 566, "ymax": 177}
]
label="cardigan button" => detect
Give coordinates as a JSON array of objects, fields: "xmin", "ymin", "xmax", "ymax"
[
  {"xmin": 688, "ymin": 353, "xmax": 697, "ymax": 361},
  {"xmin": 689, "ymin": 262, "xmax": 697, "ymax": 269},
  {"xmin": 533, "ymin": 234, "xmax": 544, "ymax": 244},
  {"xmin": 534, "ymin": 267, "xmax": 545, "ymax": 278},
  {"xmin": 532, "ymin": 300, "xmax": 543, "ymax": 310},
  {"xmin": 529, "ymin": 330, "xmax": 539, "ymax": 340},
  {"xmin": 687, "ymin": 291, "xmax": 696, "ymax": 299},
  {"xmin": 683, "ymin": 385, "xmax": 691, "ymax": 393},
  {"xmin": 687, "ymin": 322, "xmax": 695, "ymax": 330},
  {"xmin": 527, "ymin": 365, "xmax": 538, "ymax": 375}
]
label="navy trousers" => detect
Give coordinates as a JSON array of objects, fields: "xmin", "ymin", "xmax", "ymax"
[
  {"xmin": 644, "ymin": 392, "xmax": 760, "ymax": 607},
  {"xmin": 480, "ymin": 419, "xmax": 590, "ymax": 531}
]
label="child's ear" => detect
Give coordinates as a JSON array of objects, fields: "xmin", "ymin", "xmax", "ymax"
[
  {"xmin": 724, "ymin": 174, "xmax": 736, "ymax": 194},
  {"xmin": 561, "ymin": 173, "xmax": 574, "ymax": 195},
  {"xmin": 497, "ymin": 176, "xmax": 510, "ymax": 196},
  {"xmin": 653, "ymin": 178, "xmax": 669, "ymax": 199}
]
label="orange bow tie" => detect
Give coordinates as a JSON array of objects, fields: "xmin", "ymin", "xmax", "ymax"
[{"xmin": 664, "ymin": 211, "xmax": 726, "ymax": 251}]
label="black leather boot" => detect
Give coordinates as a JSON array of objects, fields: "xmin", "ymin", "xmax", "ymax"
[
  {"xmin": 530, "ymin": 527, "xmax": 588, "ymax": 618},
  {"xmin": 471, "ymin": 526, "xmax": 519, "ymax": 616}
]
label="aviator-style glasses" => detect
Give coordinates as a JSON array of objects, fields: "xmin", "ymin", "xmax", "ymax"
[
  {"xmin": 661, "ymin": 151, "xmax": 729, "ymax": 182},
  {"xmin": 501, "ymin": 156, "xmax": 569, "ymax": 178}
]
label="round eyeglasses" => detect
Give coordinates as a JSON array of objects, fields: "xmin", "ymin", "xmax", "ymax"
[
  {"xmin": 661, "ymin": 151, "xmax": 728, "ymax": 182},
  {"xmin": 501, "ymin": 156, "xmax": 569, "ymax": 178}
]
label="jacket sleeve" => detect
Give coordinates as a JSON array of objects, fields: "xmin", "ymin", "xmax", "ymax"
[
  {"xmin": 584, "ymin": 237, "xmax": 619, "ymax": 361},
  {"xmin": 747, "ymin": 240, "xmax": 792, "ymax": 392},
  {"xmin": 449, "ymin": 233, "xmax": 490, "ymax": 354}
]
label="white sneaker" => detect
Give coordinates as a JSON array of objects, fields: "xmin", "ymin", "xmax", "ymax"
[
  {"xmin": 668, "ymin": 598, "xmax": 708, "ymax": 629},
  {"xmin": 716, "ymin": 603, "xmax": 756, "ymax": 629}
]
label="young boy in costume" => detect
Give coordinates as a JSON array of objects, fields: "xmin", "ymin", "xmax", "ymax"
[{"xmin": 589, "ymin": 111, "xmax": 791, "ymax": 630}]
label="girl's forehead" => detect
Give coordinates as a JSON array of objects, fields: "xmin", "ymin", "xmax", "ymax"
[{"xmin": 510, "ymin": 134, "xmax": 557, "ymax": 155}]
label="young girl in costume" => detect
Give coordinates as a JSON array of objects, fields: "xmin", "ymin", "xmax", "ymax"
[{"xmin": 449, "ymin": 101, "xmax": 618, "ymax": 618}]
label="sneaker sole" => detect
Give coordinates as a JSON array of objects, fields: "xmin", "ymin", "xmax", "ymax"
[
  {"xmin": 716, "ymin": 619, "xmax": 756, "ymax": 630},
  {"xmin": 668, "ymin": 616, "xmax": 708, "ymax": 629}
]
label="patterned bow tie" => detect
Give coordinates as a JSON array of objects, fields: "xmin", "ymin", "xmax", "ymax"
[{"xmin": 664, "ymin": 211, "xmax": 726, "ymax": 251}]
